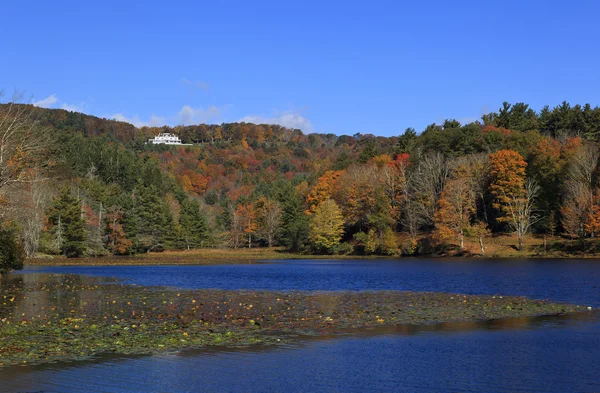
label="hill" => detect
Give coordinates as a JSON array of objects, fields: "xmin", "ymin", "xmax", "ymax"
[{"xmin": 2, "ymin": 99, "xmax": 600, "ymax": 265}]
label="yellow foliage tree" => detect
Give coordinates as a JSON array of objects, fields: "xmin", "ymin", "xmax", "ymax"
[{"xmin": 309, "ymin": 199, "xmax": 345, "ymax": 252}]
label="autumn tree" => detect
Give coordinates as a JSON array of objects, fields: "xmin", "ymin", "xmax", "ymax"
[
  {"xmin": 306, "ymin": 170, "xmax": 342, "ymax": 214},
  {"xmin": 489, "ymin": 150, "xmax": 540, "ymax": 250},
  {"xmin": 392, "ymin": 156, "xmax": 420, "ymax": 239},
  {"xmin": 411, "ymin": 151, "xmax": 449, "ymax": 227},
  {"xmin": 0, "ymin": 92, "xmax": 50, "ymax": 265},
  {"xmin": 0, "ymin": 92, "xmax": 49, "ymax": 193},
  {"xmin": 433, "ymin": 177, "xmax": 476, "ymax": 249},
  {"xmin": 15, "ymin": 177, "xmax": 52, "ymax": 257},
  {"xmin": 561, "ymin": 181, "xmax": 594, "ymax": 246},
  {"xmin": 503, "ymin": 179, "xmax": 542, "ymax": 251},
  {"xmin": 106, "ymin": 207, "xmax": 132, "ymax": 254},
  {"xmin": 334, "ymin": 164, "xmax": 381, "ymax": 229},
  {"xmin": 489, "ymin": 149, "xmax": 526, "ymax": 221},
  {"xmin": 561, "ymin": 142, "xmax": 600, "ymax": 241},
  {"xmin": 451, "ymin": 154, "xmax": 490, "ymax": 223},
  {"xmin": 255, "ymin": 196, "xmax": 282, "ymax": 247},
  {"xmin": 528, "ymin": 137, "xmax": 562, "ymax": 223},
  {"xmin": 381, "ymin": 153, "xmax": 409, "ymax": 223},
  {"xmin": 309, "ymin": 199, "xmax": 345, "ymax": 253},
  {"xmin": 234, "ymin": 203, "xmax": 257, "ymax": 248},
  {"xmin": 470, "ymin": 221, "xmax": 490, "ymax": 256}
]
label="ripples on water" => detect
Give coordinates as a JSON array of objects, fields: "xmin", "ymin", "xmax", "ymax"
[
  {"xmin": 3, "ymin": 259, "xmax": 600, "ymax": 393},
  {"xmin": 2, "ymin": 316, "xmax": 599, "ymax": 393}
]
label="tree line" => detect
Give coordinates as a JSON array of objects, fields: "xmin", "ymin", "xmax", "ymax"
[{"xmin": 3, "ymin": 97, "xmax": 600, "ymax": 272}]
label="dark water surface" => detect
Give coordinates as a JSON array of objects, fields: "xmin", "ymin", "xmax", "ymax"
[{"xmin": 3, "ymin": 258, "xmax": 600, "ymax": 393}]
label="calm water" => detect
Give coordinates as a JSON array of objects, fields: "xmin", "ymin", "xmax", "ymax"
[{"xmin": 2, "ymin": 258, "xmax": 600, "ymax": 393}]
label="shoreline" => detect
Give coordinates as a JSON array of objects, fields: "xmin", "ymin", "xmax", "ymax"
[
  {"xmin": 0, "ymin": 272, "xmax": 592, "ymax": 368},
  {"xmin": 24, "ymin": 248, "xmax": 600, "ymax": 267}
]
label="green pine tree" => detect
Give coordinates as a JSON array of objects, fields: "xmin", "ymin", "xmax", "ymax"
[
  {"xmin": 47, "ymin": 187, "xmax": 87, "ymax": 257},
  {"xmin": 133, "ymin": 185, "xmax": 175, "ymax": 252},
  {"xmin": 277, "ymin": 184, "xmax": 309, "ymax": 252},
  {"xmin": 0, "ymin": 223, "xmax": 25, "ymax": 275},
  {"xmin": 179, "ymin": 198, "xmax": 209, "ymax": 249}
]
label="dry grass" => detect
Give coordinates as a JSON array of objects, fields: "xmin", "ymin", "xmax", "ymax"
[
  {"xmin": 25, "ymin": 236, "xmax": 600, "ymax": 267},
  {"xmin": 452, "ymin": 234, "xmax": 600, "ymax": 258},
  {"xmin": 25, "ymin": 247, "xmax": 374, "ymax": 266}
]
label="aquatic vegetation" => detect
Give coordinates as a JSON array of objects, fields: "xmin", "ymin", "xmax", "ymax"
[{"xmin": 0, "ymin": 273, "xmax": 587, "ymax": 367}]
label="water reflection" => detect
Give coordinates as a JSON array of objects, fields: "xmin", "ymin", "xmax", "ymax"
[
  {"xmin": 3, "ymin": 261, "xmax": 599, "ymax": 393},
  {"xmin": 2, "ymin": 311, "xmax": 599, "ymax": 393},
  {"xmin": 0, "ymin": 273, "xmax": 117, "ymax": 322}
]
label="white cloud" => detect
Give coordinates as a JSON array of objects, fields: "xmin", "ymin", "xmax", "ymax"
[
  {"xmin": 238, "ymin": 111, "xmax": 313, "ymax": 132},
  {"xmin": 111, "ymin": 113, "xmax": 166, "ymax": 128},
  {"xmin": 33, "ymin": 94, "xmax": 87, "ymax": 113},
  {"xmin": 181, "ymin": 78, "xmax": 210, "ymax": 91},
  {"xmin": 61, "ymin": 103, "xmax": 84, "ymax": 112},
  {"xmin": 177, "ymin": 105, "xmax": 222, "ymax": 125},
  {"xmin": 109, "ymin": 104, "xmax": 226, "ymax": 128},
  {"xmin": 33, "ymin": 94, "xmax": 58, "ymax": 108}
]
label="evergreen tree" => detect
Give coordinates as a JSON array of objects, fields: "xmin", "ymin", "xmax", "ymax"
[
  {"xmin": 0, "ymin": 223, "xmax": 25, "ymax": 275},
  {"xmin": 277, "ymin": 183, "xmax": 309, "ymax": 252},
  {"xmin": 179, "ymin": 198, "xmax": 209, "ymax": 249},
  {"xmin": 126, "ymin": 185, "xmax": 174, "ymax": 252},
  {"xmin": 47, "ymin": 187, "xmax": 87, "ymax": 257},
  {"xmin": 391, "ymin": 128, "xmax": 417, "ymax": 156},
  {"xmin": 358, "ymin": 139, "xmax": 378, "ymax": 164}
]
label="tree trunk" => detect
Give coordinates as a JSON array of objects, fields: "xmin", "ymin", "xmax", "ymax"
[
  {"xmin": 459, "ymin": 230, "xmax": 464, "ymax": 249},
  {"xmin": 543, "ymin": 235, "xmax": 547, "ymax": 256},
  {"xmin": 480, "ymin": 194, "xmax": 489, "ymax": 224},
  {"xmin": 248, "ymin": 233, "xmax": 251, "ymax": 249},
  {"xmin": 518, "ymin": 235, "xmax": 523, "ymax": 251},
  {"xmin": 479, "ymin": 235, "xmax": 485, "ymax": 256}
]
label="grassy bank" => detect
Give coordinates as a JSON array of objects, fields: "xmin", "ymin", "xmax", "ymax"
[
  {"xmin": 456, "ymin": 234, "xmax": 600, "ymax": 258},
  {"xmin": 0, "ymin": 273, "xmax": 591, "ymax": 368},
  {"xmin": 24, "ymin": 247, "xmax": 394, "ymax": 267},
  {"xmin": 24, "ymin": 235, "xmax": 600, "ymax": 267}
]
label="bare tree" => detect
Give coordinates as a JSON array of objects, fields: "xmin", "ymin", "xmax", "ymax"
[
  {"xmin": 0, "ymin": 91, "xmax": 51, "ymax": 256},
  {"xmin": 20, "ymin": 179, "xmax": 53, "ymax": 257},
  {"xmin": 229, "ymin": 202, "xmax": 243, "ymax": 249},
  {"xmin": 451, "ymin": 154, "xmax": 490, "ymax": 223},
  {"xmin": 561, "ymin": 180, "xmax": 593, "ymax": 242},
  {"xmin": 568, "ymin": 143, "xmax": 599, "ymax": 186},
  {"xmin": 503, "ymin": 179, "xmax": 542, "ymax": 251},
  {"xmin": 411, "ymin": 151, "xmax": 449, "ymax": 227},
  {"xmin": 561, "ymin": 142, "xmax": 600, "ymax": 239},
  {"xmin": 381, "ymin": 157, "xmax": 419, "ymax": 239},
  {"xmin": 0, "ymin": 91, "xmax": 50, "ymax": 193},
  {"xmin": 256, "ymin": 197, "xmax": 282, "ymax": 248}
]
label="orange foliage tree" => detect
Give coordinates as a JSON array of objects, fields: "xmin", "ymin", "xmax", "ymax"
[
  {"xmin": 489, "ymin": 150, "xmax": 527, "ymax": 211},
  {"xmin": 106, "ymin": 209, "xmax": 132, "ymax": 254},
  {"xmin": 489, "ymin": 150, "xmax": 540, "ymax": 250},
  {"xmin": 433, "ymin": 177, "xmax": 475, "ymax": 249},
  {"xmin": 306, "ymin": 170, "xmax": 342, "ymax": 214},
  {"xmin": 235, "ymin": 203, "xmax": 257, "ymax": 248}
]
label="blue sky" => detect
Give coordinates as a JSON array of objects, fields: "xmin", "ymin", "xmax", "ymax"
[{"xmin": 2, "ymin": 0, "xmax": 600, "ymax": 136}]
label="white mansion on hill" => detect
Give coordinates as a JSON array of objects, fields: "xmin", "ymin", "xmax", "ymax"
[{"xmin": 147, "ymin": 133, "xmax": 191, "ymax": 145}]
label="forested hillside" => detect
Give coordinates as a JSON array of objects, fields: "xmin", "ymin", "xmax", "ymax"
[{"xmin": 3, "ymin": 98, "xmax": 600, "ymax": 264}]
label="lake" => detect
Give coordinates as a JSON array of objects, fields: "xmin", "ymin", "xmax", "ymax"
[{"xmin": 1, "ymin": 258, "xmax": 599, "ymax": 393}]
